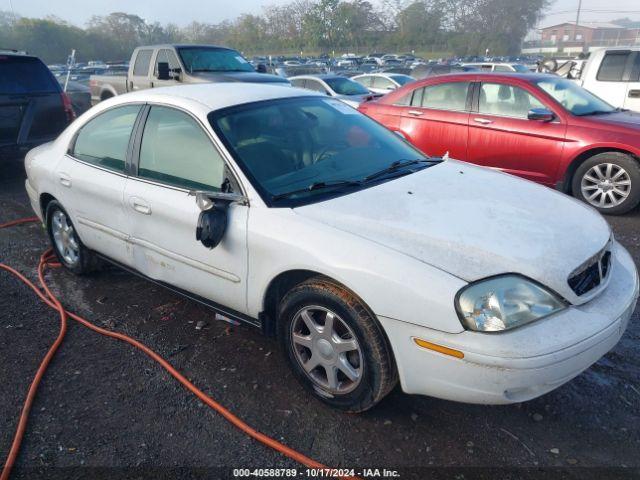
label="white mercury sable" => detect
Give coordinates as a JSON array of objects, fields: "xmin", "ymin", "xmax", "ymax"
[{"xmin": 25, "ymin": 84, "xmax": 638, "ymax": 412}]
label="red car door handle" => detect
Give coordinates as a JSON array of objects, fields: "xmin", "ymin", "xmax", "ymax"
[
  {"xmin": 474, "ymin": 118, "xmax": 493, "ymax": 125},
  {"xmin": 407, "ymin": 110, "xmax": 424, "ymax": 116}
]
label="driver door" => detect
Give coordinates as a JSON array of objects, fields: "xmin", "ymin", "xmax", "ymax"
[{"xmin": 124, "ymin": 105, "xmax": 249, "ymax": 314}]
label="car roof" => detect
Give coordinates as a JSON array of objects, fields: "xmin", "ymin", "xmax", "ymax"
[
  {"xmin": 289, "ymin": 74, "xmax": 343, "ymax": 81},
  {"xmin": 110, "ymin": 83, "xmax": 319, "ymax": 113},
  {"xmin": 136, "ymin": 44, "xmax": 235, "ymax": 51},
  {"xmin": 422, "ymin": 72, "xmax": 551, "ymax": 81}
]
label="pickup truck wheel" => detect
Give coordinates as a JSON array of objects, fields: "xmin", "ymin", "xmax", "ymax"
[
  {"xmin": 572, "ymin": 152, "xmax": 640, "ymax": 215},
  {"xmin": 278, "ymin": 278, "xmax": 398, "ymax": 412},
  {"xmin": 46, "ymin": 201, "xmax": 100, "ymax": 275}
]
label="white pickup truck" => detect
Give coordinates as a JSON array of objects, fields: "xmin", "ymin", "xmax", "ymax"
[{"xmin": 579, "ymin": 47, "xmax": 640, "ymax": 111}]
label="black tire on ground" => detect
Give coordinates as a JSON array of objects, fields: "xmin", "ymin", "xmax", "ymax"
[
  {"xmin": 278, "ymin": 277, "xmax": 398, "ymax": 412},
  {"xmin": 45, "ymin": 200, "xmax": 101, "ymax": 275},
  {"xmin": 571, "ymin": 152, "xmax": 640, "ymax": 215}
]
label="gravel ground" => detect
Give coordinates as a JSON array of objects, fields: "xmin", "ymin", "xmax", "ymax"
[{"xmin": 1, "ymin": 158, "xmax": 639, "ymax": 480}]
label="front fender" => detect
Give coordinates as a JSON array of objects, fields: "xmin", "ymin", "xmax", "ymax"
[{"xmin": 246, "ymin": 207, "xmax": 466, "ymax": 334}]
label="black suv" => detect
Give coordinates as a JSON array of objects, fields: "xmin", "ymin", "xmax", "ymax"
[{"xmin": 1, "ymin": 51, "xmax": 74, "ymax": 159}]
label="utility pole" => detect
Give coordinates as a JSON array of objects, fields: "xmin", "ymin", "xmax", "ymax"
[
  {"xmin": 574, "ymin": 0, "xmax": 582, "ymax": 41},
  {"xmin": 574, "ymin": 0, "xmax": 583, "ymax": 53}
]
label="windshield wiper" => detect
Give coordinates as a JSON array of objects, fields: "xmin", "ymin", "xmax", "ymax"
[
  {"xmin": 362, "ymin": 159, "xmax": 431, "ymax": 183},
  {"xmin": 272, "ymin": 180, "xmax": 362, "ymax": 201}
]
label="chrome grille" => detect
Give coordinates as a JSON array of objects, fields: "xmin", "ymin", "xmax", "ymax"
[{"xmin": 568, "ymin": 248, "xmax": 612, "ymax": 296}]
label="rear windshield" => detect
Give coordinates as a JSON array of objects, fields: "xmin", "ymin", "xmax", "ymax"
[{"xmin": 0, "ymin": 56, "xmax": 59, "ymax": 94}]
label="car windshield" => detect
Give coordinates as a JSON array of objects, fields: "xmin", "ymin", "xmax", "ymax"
[
  {"xmin": 534, "ymin": 77, "xmax": 616, "ymax": 116},
  {"xmin": 177, "ymin": 47, "xmax": 254, "ymax": 73},
  {"xmin": 324, "ymin": 77, "xmax": 370, "ymax": 96},
  {"xmin": 511, "ymin": 64, "xmax": 530, "ymax": 73},
  {"xmin": 389, "ymin": 74, "xmax": 414, "ymax": 85},
  {"xmin": 209, "ymin": 96, "xmax": 430, "ymax": 206}
]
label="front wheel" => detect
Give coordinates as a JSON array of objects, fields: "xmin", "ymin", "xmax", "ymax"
[
  {"xmin": 278, "ymin": 278, "xmax": 398, "ymax": 412},
  {"xmin": 572, "ymin": 152, "xmax": 640, "ymax": 215}
]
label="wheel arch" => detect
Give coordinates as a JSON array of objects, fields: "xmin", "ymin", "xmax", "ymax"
[
  {"xmin": 39, "ymin": 192, "xmax": 57, "ymax": 220},
  {"xmin": 562, "ymin": 147, "xmax": 640, "ymax": 194},
  {"xmin": 261, "ymin": 269, "xmax": 383, "ymax": 339}
]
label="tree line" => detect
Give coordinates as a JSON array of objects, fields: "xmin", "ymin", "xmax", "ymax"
[{"xmin": 0, "ymin": 0, "xmax": 549, "ymax": 64}]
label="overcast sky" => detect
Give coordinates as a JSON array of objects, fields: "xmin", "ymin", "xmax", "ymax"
[{"xmin": 5, "ymin": 0, "xmax": 640, "ymax": 28}]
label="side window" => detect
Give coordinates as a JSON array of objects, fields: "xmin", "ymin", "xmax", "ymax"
[
  {"xmin": 133, "ymin": 50, "xmax": 153, "ymax": 76},
  {"xmin": 154, "ymin": 49, "xmax": 180, "ymax": 76},
  {"xmin": 410, "ymin": 87, "xmax": 424, "ymax": 107},
  {"xmin": 479, "ymin": 83, "xmax": 546, "ymax": 119},
  {"xmin": 290, "ymin": 78, "xmax": 306, "ymax": 88},
  {"xmin": 494, "ymin": 65, "xmax": 512, "ymax": 72},
  {"xmin": 420, "ymin": 82, "xmax": 470, "ymax": 111},
  {"xmin": 305, "ymin": 80, "xmax": 328, "ymax": 94},
  {"xmin": 373, "ymin": 77, "xmax": 395, "ymax": 89},
  {"xmin": 138, "ymin": 106, "xmax": 225, "ymax": 190},
  {"xmin": 72, "ymin": 105, "xmax": 141, "ymax": 172},
  {"xmin": 597, "ymin": 52, "xmax": 630, "ymax": 82},
  {"xmin": 632, "ymin": 53, "xmax": 640, "ymax": 82},
  {"xmin": 356, "ymin": 76, "xmax": 372, "ymax": 87}
]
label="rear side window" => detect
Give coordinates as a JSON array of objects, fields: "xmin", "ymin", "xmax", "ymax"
[
  {"xmin": 73, "ymin": 105, "xmax": 141, "ymax": 172},
  {"xmin": 133, "ymin": 50, "xmax": 153, "ymax": 76},
  {"xmin": 138, "ymin": 106, "xmax": 225, "ymax": 190},
  {"xmin": 597, "ymin": 52, "xmax": 630, "ymax": 82},
  {"xmin": 0, "ymin": 56, "xmax": 59, "ymax": 94},
  {"xmin": 416, "ymin": 82, "xmax": 470, "ymax": 111}
]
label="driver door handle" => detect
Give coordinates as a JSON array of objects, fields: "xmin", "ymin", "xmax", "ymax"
[
  {"xmin": 629, "ymin": 89, "xmax": 640, "ymax": 98},
  {"xmin": 474, "ymin": 118, "xmax": 494, "ymax": 125},
  {"xmin": 407, "ymin": 110, "xmax": 424, "ymax": 116},
  {"xmin": 130, "ymin": 197, "xmax": 151, "ymax": 215}
]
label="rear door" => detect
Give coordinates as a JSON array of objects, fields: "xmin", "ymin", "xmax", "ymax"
[
  {"xmin": 398, "ymin": 80, "xmax": 472, "ymax": 160},
  {"xmin": 467, "ymin": 81, "xmax": 566, "ymax": 186},
  {"xmin": 58, "ymin": 104, "xmax": 143, "ymax": 266},
  {"xmin": 0, "ymin": 55, "xmax": 67, "ymax": 153},
  {"xmin": 129, "ymin": 49, "xmax": 154, "ymax": 91}
]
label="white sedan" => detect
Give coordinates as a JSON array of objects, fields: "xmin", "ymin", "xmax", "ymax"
[{"xmin": 25, "ymin": 84, "xmax": 638, "ymax": 411}]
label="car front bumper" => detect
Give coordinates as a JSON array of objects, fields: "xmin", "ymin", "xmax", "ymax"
[{"xmin": 379, "ymin": 241, "xmax": 639, "ymax": 404}]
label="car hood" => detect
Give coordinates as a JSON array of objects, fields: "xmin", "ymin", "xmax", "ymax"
[
  {"xmin": 581, "ymin": 110, "xmax": 640, "ymax": 129},
  {"xmin": 189, "ymin": 71, "xmax": 289, "ymax": 84},
  {"xmin": 294, "ymin": 160, "xmax": 611, "ymax": 304}
]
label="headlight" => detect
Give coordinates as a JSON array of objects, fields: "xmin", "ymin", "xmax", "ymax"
[{"xmin": 456, "ymin": 275, "xmax": 567, "ymax": 332}]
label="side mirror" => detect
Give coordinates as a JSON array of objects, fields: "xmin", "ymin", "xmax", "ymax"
[
  {"xmin": 157, "ymin": 62, "xmax": 170, "ymax": 80},
  {"xmin": 256, "ymin": 63, "xmax": 267, "ymax": 73},
  {"xmin": 191, "ymin": 191, "xmax": 247, "ymax": 249},
  {"xmin": 528, "ymin": 108, "xmax": 555, "ymax": 122}
]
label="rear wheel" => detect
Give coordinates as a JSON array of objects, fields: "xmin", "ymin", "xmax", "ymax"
[
  {"xmin": 46, "ymin": 201, "xmax": 100, "ymax": 274},
  {"xmin": 572, "ymin": 152, "xmax": 640, "ymax": 215},
  {"xmin": 278, "ymin": 277, "xmax": 397, "ymax": 412}
]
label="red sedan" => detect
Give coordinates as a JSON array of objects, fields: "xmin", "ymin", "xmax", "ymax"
[{"xmin": 358, "ymin": 73, "xmax": 640, "ymax": 215}]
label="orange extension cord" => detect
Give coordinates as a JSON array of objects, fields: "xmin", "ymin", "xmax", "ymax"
[{"xmin": 0, "ymin": 217, "xmax": 358, "ymax": 480}]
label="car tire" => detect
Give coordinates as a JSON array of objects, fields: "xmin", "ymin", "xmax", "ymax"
[
  {"xmin": 46, "ymin": 201, "xmax": 100, "ymax": 275},
  {"xmin": 278, "ymin": 277, "xmax": 398, "ymax": 412},
  {"xmin": 572, "ymin": 152, "xmax": 640, "ymax": 215}
]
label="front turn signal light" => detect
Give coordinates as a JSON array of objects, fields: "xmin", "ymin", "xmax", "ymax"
[{"xmin": 413, "ymin": 338, "xmax": 464, "ymax": 359}]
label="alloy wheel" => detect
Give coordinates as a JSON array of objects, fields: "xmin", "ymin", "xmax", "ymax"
[
  {"xmin": 290, "ymin": 306, "xmax": 363, "ymax": 395},
  {"xmin": 581, "ymin": 163, "xmax": 631, "ymax": 209},
  {"xmin": 51, "ymin": 210, "xmax": 80, "ymax": 266}
]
